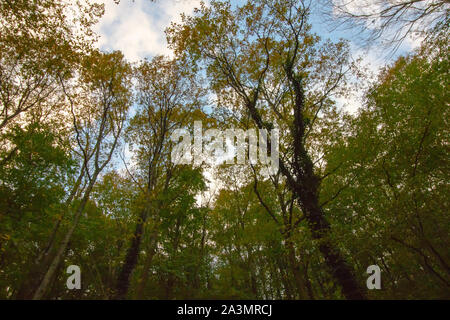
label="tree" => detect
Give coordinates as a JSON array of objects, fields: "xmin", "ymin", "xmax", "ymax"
[
  {"xmin": 1, "ymin": 0, "xmax": 448, "ymax": 301},
  {"xmin": 325, "ymin": 0, "xmax": 449, "ymax": 49},
  {"xmin": 320, "ymin": 33, "xmax": 449, "ymax": 298},
  {"xmin": 0, "ymin": 0, "xmax": 103, "ymax": 132},
  {"xmin": 113, "ymin": 55, "xmax": 206, "ymax": 299},
  {"xmin": 0, "ymin": 123, "xmax": 75, "ymax": 299},
  {"xmin": 167, "ymin": 0, "xmax": 366, "ymax": 299},
  {"xmin": 32, "ymin": 50, "xmax": 132, "ymax": 299}
]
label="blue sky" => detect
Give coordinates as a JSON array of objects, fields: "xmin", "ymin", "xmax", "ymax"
[
  {"xmin": 93, "ymin": 0, "xmax": 425, "ymax": 194},
  {"xmin": 93, "ymin": 0, "xmax": 420, "ymax": 60},
  {"xmin": 93, "ymin": 0, "xmax": 422, "ymax": 114}
]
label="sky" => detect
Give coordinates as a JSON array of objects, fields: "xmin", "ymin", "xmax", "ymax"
[
  {"xmin": 93, "ymin": 0, "xmax": 423, "ymax": 114},
  {"xmin": 92, "ymin": 0, "xmax": 425, "ymax": 202},
  {"xmin": 93, "ymin": 0, "xmax": 422, "ymax": 63},
  {"xmin": 93, "ymin": 0, "xmax": 205, "ymax": 61}
]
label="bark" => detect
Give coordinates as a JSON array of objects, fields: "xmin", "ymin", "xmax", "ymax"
[
  {"xmin": 243, "ymin": 72, "xmax": 366, "ymax": 299},
  {"xmin": 32, "ymin": 180, "xmax": 96, "ymax": 300},
  {"xmin": 113, "ymin": 169, "xmax": 163, "ymax": 299},
  {"xmin": 113, "ymin": 209, "xmax": 148, "ymax": 299},
  {"xmin": 112, "ymin": 94, "xmax": 172, "ymax": 299},
  {"xmin": 16, "ymin": 161, "xmax": 87, "ymax": 299},
  {"xmin": 135, "ymin": 230, "xmax": 158, "ymax": 299}
]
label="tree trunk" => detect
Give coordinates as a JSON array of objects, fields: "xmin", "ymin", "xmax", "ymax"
[
  {"xmin": 244, "ymin": 72, "xmax": 366, "ymax": 299},
  {"xmin": 135, "ymin": 231, "xmax": 158, "ymax": 299},
  {"xmin": 15, "ymin": 168, "xmax": 85, "ymax": 299},
  {"xmin": 32, "ymin": 180, "xmax": 95, "ymax": 300},
  {"xmin": 113, "ymin": 209, "xmax": 148, "ymax": 299}
]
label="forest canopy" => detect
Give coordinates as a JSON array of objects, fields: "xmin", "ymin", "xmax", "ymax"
[{"xmin": 0, "ymin": 0, "xmax": 448, "ymax": 300}]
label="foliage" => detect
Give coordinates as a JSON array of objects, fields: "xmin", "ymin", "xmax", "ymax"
[{"xmin": 0, "ymin": 0, "xmax": 448, "ymax": 300}]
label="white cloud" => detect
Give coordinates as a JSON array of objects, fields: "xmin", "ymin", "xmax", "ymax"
[{"xmin": 93, "ymin": 0, "xmax": 205, "ymax": 61}]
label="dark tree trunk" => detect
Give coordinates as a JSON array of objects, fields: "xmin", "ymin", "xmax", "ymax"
[
  {"xmin": 244, "ymin": 68, "xmax": 366, "ymax": 299},
  {"xmin": 113, "ymin": 210, "xmax": 147, "ymax": 300},
  {"xmin": 135, "ymin": 231, "xmax": 158, "ymax": 299}
]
